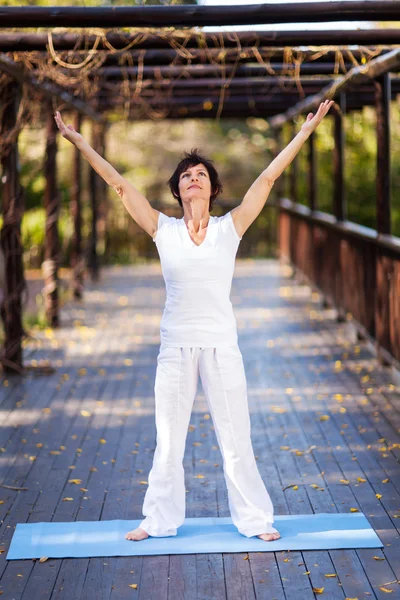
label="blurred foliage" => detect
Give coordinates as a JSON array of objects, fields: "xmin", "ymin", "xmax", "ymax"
[
  {"xmin": 1, "ymin": 103, "xmax": 400, "ymax": 269},
  {"xmin": 284, "ymin": 105, "xmax": 399, "ymax": 234}
]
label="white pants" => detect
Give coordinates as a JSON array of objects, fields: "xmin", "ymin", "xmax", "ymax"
[{"xmin": 138, "ymin": 345, "xmax": 277, "ymax": 538}]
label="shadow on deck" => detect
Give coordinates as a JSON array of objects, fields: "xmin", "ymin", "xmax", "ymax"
[{"xmin": 0, "ymin": 259, "xmax": 399, "ymax": 599}]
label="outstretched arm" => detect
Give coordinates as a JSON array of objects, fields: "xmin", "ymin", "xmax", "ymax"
[
  {"xmin": 231, "ymin": 99, "xmax": 334, "ymax": 238},
  {"xmin": 54, "ymin": 112, "xmax": 159, "ymax": 238}
]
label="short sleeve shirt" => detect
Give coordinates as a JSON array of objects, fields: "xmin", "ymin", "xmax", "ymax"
[{"xmin": 153, "ymin": 211, "xmax": 242, "ymax": 347}]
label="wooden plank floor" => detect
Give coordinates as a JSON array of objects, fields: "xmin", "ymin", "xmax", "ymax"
[{"xmin": 0, "ymin": 258, "xmax": 399, "ymax": 599}]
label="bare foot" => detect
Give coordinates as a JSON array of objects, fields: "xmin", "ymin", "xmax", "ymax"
[
  {"xmin": 256, "ymin": 531, "xmax": 281, "ymax": 541},
  {"xmin": 125, "ymin": 527, "xmax": 149, "ymax": 541}
]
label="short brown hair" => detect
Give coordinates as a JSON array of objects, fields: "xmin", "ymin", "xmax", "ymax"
[{"xmin": 167, "ymin": 148, "xmax": 223, "ymax": 211}]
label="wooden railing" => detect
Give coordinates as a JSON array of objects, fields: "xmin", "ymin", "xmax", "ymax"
[{"xmin": 278, "ymin": 198, "xmax": 400, "ymax": 366}]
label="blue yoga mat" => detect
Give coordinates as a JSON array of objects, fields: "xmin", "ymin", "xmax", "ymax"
[{"xmin": 6, "ymin": 513, "xmax": 382, "ymax": 559}]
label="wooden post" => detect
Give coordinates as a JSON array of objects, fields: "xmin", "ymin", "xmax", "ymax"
[
  {"xmin": 289, "ymin": 121, "xmax": 298, "ymax": 203},
  {"xmin": 333, "ymin": 93, "xmax": 346, "ymax": 221},
  {"xmin": 87, "ymin": 121, "xmax": 100, "ymax": 282},
  {"xmin": 375, "ymin": 73, "xmax": 392, "ymax": 364},
  {"xmin": 70, "ymin": 112, "xmax": 84, "ymax": 299},
  {"xmin": 274, "ymin": 127, "xmax": 284, "ymax": 201},
  {"xmin": 97, "ymin": 124, "xmax": 109, "ymax": 259},
  {"xmin": 375, "ymin": 72, "xmax": 391, "ymax": 234},
  {"xmin": 0, "ymin": 80, "xmax": 25, "ymax": 374},
  {"xmin": 308, "ymin": 132, "xmax": 317, "ymax": 211},
  {"xmin": 42, "ymin": 104, "xmax": 61, "ymax": 327}
]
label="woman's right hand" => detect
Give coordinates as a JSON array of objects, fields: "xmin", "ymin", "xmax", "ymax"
[{"xmin": 54, "ymin": 111, "xmax": 83, "ymax": 146}]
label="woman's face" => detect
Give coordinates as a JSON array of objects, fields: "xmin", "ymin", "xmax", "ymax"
[{"xmin": 178, "ymin": 163, "xmax": 212, "ymax": 207}]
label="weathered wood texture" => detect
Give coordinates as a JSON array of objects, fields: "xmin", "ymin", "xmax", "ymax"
[
  {"xmin": 279, "ymin": 201, "xmax": 400, "ymax": 363},
  {"xmin": 0, "ymin": 53, "xmax": 104, "ymax": 122},
  {"xmin": 87, "ymin": 122, "xmax": 103, "ymax": 283},
  {"xmin": 1, "ymin": 2, "xmax": 400, "ymax": 28},
  {"xmin": 3, "ymin": 30, "xmax": 400, "ymax": 51},
  {"xmin": 308, "ymin": 133, "xmax": 317, "ymax": 212},
  {"xmin": 375, "ymin": 73, "xmax": 391, "ymax": 236},
  {"xmin": 333, "ymin": 96, "xmax": 346, "ymax": 222},
  {"xmin": 0, "ymin": 259, "xmax": 399, "ymax": 598},
  {"xmin": 269, "ymin": 47, "xmax": 400, "ymax": 128},
  {"xmin": 0, "ymin": 80, "xmax": 26, "ymax": 374},
  {"xmin": 43, "ymin": 107, "xmax": 60, "ymax": 328},
  {"xmin": 70, "ymin": 113, "xmax": 84, "ymax": 300}
]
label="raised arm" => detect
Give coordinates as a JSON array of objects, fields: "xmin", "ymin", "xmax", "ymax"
[
  {"xmin": 54, "ymin": 112, "xmax": 159, "ymax": 238},
  {"xmin": 231, "ymin": 99, "xmax": 334, "ymax": 238}
]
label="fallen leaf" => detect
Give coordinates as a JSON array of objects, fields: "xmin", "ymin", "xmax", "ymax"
[
  {"xmin": 340, "ymin": 479, "xmax": 349, "ymax": 485},
  {"xmin": 128, "ymin": 584, "xmax": 138, "ymax": 589},
  {"xmin": 283, "ymin": 484, "xmax": 298, "ymax": 491},
  {"xmin": 312, "ymin": 587, "xmax": 324, "ymax": 594},
  {"xmin": 382, "ymin": 479, "xmax": 389, "ymax": 483},
  {"xmin": 319, "ymin": 415, "xmax": 330, "ymax": 421},
  {"xmin": 379, "ymin": 587, "xmax": 393, "ymax": 593},
  {"xmin": 39, "ymin": 557, "xmax": 48, "ymax": 563},
  {"xmin": 62, "ymin": 498, "xmax": 73, "ymax": 501},
  {"xmin": 324, "ymin": 574, "xmax": 337, "ymax": 578},
  {"xmin": 350, "ymin": 508, "xmax": 359, "ymax": 512},
  {"xmin": 68, "ymin": 479, "xmax": 82, "ymax": 485},
  {"xmin": 357, "ymin": 477, "xmax": 366, "ymax": 483},
  {"xmin": 376, "ymin": 494, "xmax": 383, "ymax": 500},
  {"xmin": 373, "ymin": 556, "xmax": 385, "ymax": 561}
]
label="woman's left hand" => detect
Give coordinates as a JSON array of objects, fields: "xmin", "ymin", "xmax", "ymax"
[{"xmin": 301, "ymin": 99, "xmax": 335, "ymax": 135}]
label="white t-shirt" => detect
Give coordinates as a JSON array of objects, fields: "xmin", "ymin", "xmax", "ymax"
[{"xmin": 152, "ymin": 211, "xmax": 242, "ymax": 347}]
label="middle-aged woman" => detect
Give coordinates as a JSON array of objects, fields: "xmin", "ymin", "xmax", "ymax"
[{"xmin": 55, "ymin": 99, "xmax": 333, "ymax": 543}]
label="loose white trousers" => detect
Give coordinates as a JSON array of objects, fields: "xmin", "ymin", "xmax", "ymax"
[{"xmin": 139, "ymin": 345, "xmax": 277, "ymax": 538}]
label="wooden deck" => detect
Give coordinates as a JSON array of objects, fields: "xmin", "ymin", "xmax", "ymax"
[{"xmin": 0, "ymin": 259, "xmax": 399, "ymax": 599}]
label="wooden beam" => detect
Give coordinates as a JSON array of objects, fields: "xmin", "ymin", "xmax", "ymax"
[
  {"xmin": 375, "ymin": 73, "xmax": 391, "ymax": 234},
  {"xmin": 268, "ymin": 48, "xmax": 400, "ymax": 128},
  {"xmin": 10, "ymin": 48, "xmax": 393, "ymax": 67},
  {"xmin": 0, "ymin": 53, "xmax": 104, "ymax": 123},
  {"xmin": 95, "ymin": 76, "xmax": 400, "ymax": 90},
  {"xmin": 0, "ymin": 81, "xmax": 25, "ymax": 374},
  {"xmin": 2, "ymin": 30, "xmax": 400, "ymax": 51},
  {"xmin": 91, "ymin": 63, "xmax": 370, "ymax": 79},
  {"xmin": 97, "ymin": 92, "xmax": 378, "ymax": 118},
  {"xmin": 0, "ymin": 3, "xmax": 399, "ymax": 28}
]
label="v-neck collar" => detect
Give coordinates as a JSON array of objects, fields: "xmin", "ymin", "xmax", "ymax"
[{"xmin": 181, "ymin": 216, "xmax": 213, "ymax": 248}]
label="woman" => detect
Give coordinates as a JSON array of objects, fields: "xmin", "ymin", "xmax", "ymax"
[{"xmin": 54, "ymin": 100, "xmax": 333, "ymax": 542}]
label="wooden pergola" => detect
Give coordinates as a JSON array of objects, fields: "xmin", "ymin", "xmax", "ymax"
[{"xmin": 1, "ymin": 2, "xmax": 400, "ymax": 374}]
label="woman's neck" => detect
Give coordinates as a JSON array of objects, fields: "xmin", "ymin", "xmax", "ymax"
[{"xmin": 183, "ymin": 204, "xmax": 210, "ymax": 230}]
